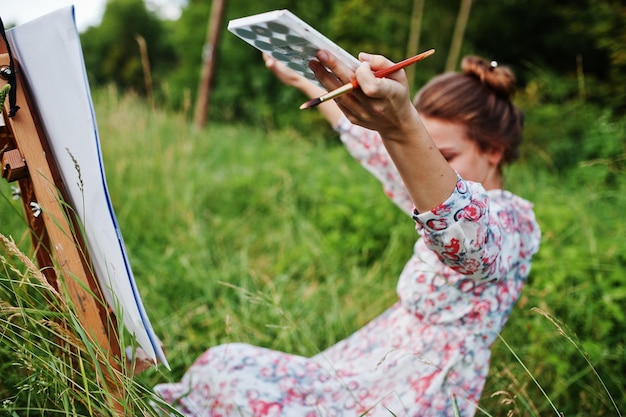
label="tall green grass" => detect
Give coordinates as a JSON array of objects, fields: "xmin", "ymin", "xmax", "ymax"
[
  {"xmin": 0, "ymin": 233, "xmax": 177, "ymax": 416},
  {"xmin": 1, "ymin": 87, "xmax": 624, "ymax": 415}
]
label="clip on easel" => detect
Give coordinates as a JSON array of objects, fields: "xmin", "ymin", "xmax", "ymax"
[{"xmin": 0, "ymin": 39, "xmax": 125, "ymax": 415}]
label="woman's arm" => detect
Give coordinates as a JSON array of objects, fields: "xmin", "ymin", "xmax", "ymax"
[
  {"xmin": 311, "ymin": 51, "xmax": 458, "ymax": 213},
  {"xmin": 265, "ymin": 53, "xmax": 414, "ymax": 214}
]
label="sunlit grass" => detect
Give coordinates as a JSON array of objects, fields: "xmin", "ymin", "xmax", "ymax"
[
  {"xmin": 0, "ymin": 87, "xmax": 623, "ymax": 415},
  {"xmin": 0, "ymin": 233, "xmax": 179, "ymax": 416}
]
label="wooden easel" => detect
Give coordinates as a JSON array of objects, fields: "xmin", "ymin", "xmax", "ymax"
[{"xmin": 1, "ymin": 42, "xmax": 125, "ymax": 415}]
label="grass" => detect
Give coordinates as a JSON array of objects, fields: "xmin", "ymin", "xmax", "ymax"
[
  {"xmin": 0, "ymin": 233, "xmax": 175, "ymax": 416},
  {"xmin": 1, "ymin": 86, "xmax": 624, "ymax": 415}
]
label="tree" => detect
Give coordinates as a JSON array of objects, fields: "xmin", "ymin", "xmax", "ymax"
[
  {"xmin": 193, "ymin": 0, "xmax": 226, "ymax": 128},
  {"xmin": 81, "ymin": 0, "xmax": 175, "ymax": 94},
  {"xmin": 81, "ymin": 0, "xmax": 626, "ymax": 124},
  {"xmin": 405, "ymin": 0, "xmax": 426, "ymax": 92},
  {"xmin": 465, "ymin": 0, "xmax": 624, "ymax": 107},
  {"xmin": 445, "ymin": 0, "xmax": 472, "ymax": 72}
]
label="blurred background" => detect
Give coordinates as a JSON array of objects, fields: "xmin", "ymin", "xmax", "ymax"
[{"xmin": 73, "ymin": 0, "xmax": 625, "ymax": 172}]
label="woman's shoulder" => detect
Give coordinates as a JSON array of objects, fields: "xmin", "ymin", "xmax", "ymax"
[
  {"xmin": 488, "ymin": 189, "xmax": 539, "ymax": 228},
  {"xmin": 487, "ymin": 189, "xmax": 534, "ymax": 211},
  {"xmin": 487, "ymin": 188, "xmax": 542, "ymax": 255}
]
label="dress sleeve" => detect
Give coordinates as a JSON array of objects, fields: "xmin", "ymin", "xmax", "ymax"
[
  {"xmin": 412, "ymin": 176, "xmax": 540, "ymax": 282},
  {"xmin": 334, "ymin": 115, "xmax": 414, "ymax": 216}
]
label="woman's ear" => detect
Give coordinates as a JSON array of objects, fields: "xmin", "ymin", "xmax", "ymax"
[{"xmin": 487, "ymin": 146, "xmax": 505, "ymax": 167}]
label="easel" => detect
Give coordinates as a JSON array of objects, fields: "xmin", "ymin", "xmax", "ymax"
[{"xmin": 0, "ymin": 41, "xmax": 126, "ymax": 415}]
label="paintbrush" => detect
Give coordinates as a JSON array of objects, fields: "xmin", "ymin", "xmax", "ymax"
[{"xmin": 300, "ymin": 48, "xmax": 435, "ymax": 110}]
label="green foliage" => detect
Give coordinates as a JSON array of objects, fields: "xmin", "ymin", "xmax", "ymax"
[
  {"xmin": 328, "ymin": 0, "xmax": 411, "ymax": 60},
  {"xmin": 81, "ymin": 0, "xmax": 176, "ymax": 94},
  {"xmin": 78, "ymin": 0, "xmax": 625, "ymax": 167},
  {"xmin": 0, "ymin": 234, "xmax": 172, "ymax": 416},
  {"xmin": 516, "ymin": 66, "xmax": 625, "ymax": 173},
  {"xmin": 467, "ymin": 0, "xmax": 626, "ymax": 109},
  {"xmin": 481, "ymin": 163, "xmax": 626, "ymax": 416}
]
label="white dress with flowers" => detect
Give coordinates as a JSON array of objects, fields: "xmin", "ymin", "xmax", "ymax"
[{"xmin": 154, "ymin": 116, "xmax": 541, "ymax": 417}]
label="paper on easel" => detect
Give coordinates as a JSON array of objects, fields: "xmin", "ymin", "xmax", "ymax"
[
  {"xmin": 6, "ymin": 6, "xmax": 168, "ymax": 368},
  {"xmin": 228, "ymin": 10, "xmax": 360, "ymax": 86}
]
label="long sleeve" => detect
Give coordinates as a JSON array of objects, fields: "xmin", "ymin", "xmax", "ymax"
[
  {"xmin": 412, "ymin": 177, "xmax": 541, "ymax": 283},
  {"xmin": 334, "ymin": 116, "xmax": 414, "ymax": 216},
  {"xmin": 395, "ymin": 176, "xmax": 541, "ymax": 339}
]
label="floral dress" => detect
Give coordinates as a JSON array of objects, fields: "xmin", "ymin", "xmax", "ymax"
[{"xmin": 154, "ymin": 116, "xmax": 541, "ymax": 417}]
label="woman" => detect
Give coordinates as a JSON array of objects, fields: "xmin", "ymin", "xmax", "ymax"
[{"xmin": 154, "ymin": 51, "xmax": 541, "ymax": 416}]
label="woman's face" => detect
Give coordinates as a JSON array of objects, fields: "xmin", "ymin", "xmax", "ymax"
[{"xmin": 421, "ymin": 116, "xmax": 503, "ymax": 190}]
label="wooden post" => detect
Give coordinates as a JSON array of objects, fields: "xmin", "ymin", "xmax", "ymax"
[
  {"xmin": 445, "ymin": 0, "xmax": 473, "ymax": 72},
  {"xmin": 194, "ymin": 0, "xmax": 226, "ymax": 129},
  {"xmin": 1, "ymin": 47, "xmax": 125, "ymax": 415},
  {"xmin": 405, "ymin": 0, "xmax": 425, "ymax": 92}
]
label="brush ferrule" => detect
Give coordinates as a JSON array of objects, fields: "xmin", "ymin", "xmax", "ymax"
[{"xmin": 319, "ymin": 82, "xmax": 355, "ymax": 103}]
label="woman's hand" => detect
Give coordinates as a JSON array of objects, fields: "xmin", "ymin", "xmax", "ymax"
[
  {"xmin": 263, "ymin": 53, "xmax": 308, "ymax": 89},
  {"xmin": 311, "ymin": 49, "xmax": 458, "ymax": 213},
  {"xmin": 310, "ymin": 50, "xmax": 418, "ymax": 140}
]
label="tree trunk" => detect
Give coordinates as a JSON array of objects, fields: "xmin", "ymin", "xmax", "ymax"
[
  {"xmin": 135, "ymin": 34, "xmax": 153, "ymax": 108},
  {"xmin": 405, "ymin": 0, "xmax": 425, "ymax": 93},
  {"xmin": 194, "ymin": 0, "xmax": 226, "ymax": 129},
  {"xmin": 446, "ymin": 0, "xmax": 472, "ymax": 72}
]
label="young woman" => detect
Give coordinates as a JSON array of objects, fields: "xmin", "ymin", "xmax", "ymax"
[{"xmin": 154, "ymin": 51, "xmax": 541, "ymax": 417}]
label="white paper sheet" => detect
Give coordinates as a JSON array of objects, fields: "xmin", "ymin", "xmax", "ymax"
[{"xmin": 6, "ymin": 6, "xmax": 168, "ymax": 368}]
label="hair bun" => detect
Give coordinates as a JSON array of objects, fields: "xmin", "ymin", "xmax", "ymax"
[{"xmin": 461, "ymin": 56, "xmax": 516, "ymax": 99}]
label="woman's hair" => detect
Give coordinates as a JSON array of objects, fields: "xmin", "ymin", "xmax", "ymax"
[{"xmin": 413, "ymin": 56, "xmax": 524, "ymax": 167}]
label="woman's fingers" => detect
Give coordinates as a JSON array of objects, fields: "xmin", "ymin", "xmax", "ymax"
[
  {"xmin": 308, "ymin": 58, "xmax": 343, "ymax": 92},
  {"xmin": 309, "ymin": 49, "xmax": 413, "ymax": 131}
]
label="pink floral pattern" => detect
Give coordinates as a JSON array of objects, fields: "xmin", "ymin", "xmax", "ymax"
[{"xmin": 154, "ymin": 117, "xmax": 541, "ymax": 416}]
